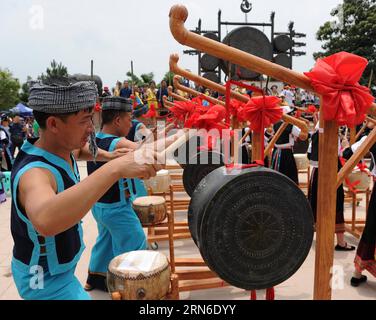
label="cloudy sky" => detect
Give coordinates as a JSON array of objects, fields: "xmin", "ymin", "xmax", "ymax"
[{"xmin": 0, "ymin": 0, "xmax": 341, "ymax": 88}]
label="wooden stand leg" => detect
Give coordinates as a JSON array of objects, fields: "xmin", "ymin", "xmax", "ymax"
[
  {"xmin": 168, "ymin": 202, "xmax": 176, "ymax": 273},
  {"xmin": 308, "ymin": 165, "xmax": 311, "ymax": 187},
  {"xmin": 167, "ymin": 274, "xmax": 180, "ymax": 300},
  {"xmin": 314, "ymin": 119, "xmax": 338, "ymax": 300},
  {"xmin": 352, "ymin": 192, "xmax": 356, "ymax": 232},
  {"xmin": 252, "ymin": 132, "xmax": 262, "ymax": 162}
]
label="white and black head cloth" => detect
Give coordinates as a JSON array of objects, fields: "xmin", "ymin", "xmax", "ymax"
[
  {"xmin": 28, "ymin": 80, "xmax": 99, "ymax": 161},
  {"xmin": 28, "ymin": 81, "xmax": 98, "ymax": 114},
  {"xmin": 101, "ymin": 96, "xmax": 133, "ymax": 112}
]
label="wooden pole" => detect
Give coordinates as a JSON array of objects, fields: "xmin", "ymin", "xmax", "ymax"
[
  {"xmin": 173, "ymin": 75, "xmax": 225, "ymax": 106},
  {"xmin": 163, "ymin": 96, "xmax": 174, "ymax": 109},
  {"xmin": 368, "ymin": 68, "xmax": 374, "ymax": 89},
  {"xmin": 337, "ymin": 127, "xmax": 376, "ymax": 188},
  {"xmin": 252, "ymin": 133, "xmax": 262, "ymax": 162},
  {"xmin": 350, "ymin": 128, "xmax": 356, "ymax": 146},
  {"xmin": 131, "ymin": 60, "xmax": 134, "ymax": 94},
  {"xmin": 314, "ymin": 111, "xmax": 338, "ymax": 300},
  {"xmin": 168, "ymin": 86, "xmax": 190, "ymax": 102},
  {"xmin": 90, "ymin": 60, "xmax": 94, "ymax": 78}
]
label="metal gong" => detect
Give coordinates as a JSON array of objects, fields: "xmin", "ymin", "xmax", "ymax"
[
  {"xmin": 69, "ymin": 74, "xmax": 103, "ymax": 95},
  {"xmin": 202, "ymin": 72, "xmax": 220, "ymax": 84},
  {"xmin": 189, "ymin": 166, "xmax": 314, "ymax": 290},
  {"xmin": 273, "ymin": 53, "xmax": 292, "ymax": 69},
  {"xmin": 203, "ymin": 32, "xmax": 220, "ymax": 42},
  {"xmin": 201, "ymin": 33, "xmax": 220, "ymax": 72},
  {"xmin": 183, "ymin": 151, "xmax": 224, "ymax": 197},
  {"xmin": 273, "ymin": 35, "xmax": 293, "ymax": 53},
  {"xmin": 173, "ymin": 136, "xmax": 202, "ymax": 169},
  {"xmin": 201, "ymin": 54, "xmax": 220, "ymax": 72},
  {"xmin": 220, "ymin": 27, "xmax": 273, "ymax": 80}
]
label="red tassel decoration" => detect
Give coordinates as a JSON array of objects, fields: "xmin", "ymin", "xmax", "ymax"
[
  {"xmin": 266, "ymin": 287, "xmax": 275, "ymax": 301},
  {"xmin": 250, "ymin": 290, "xmax": 257, "ymax": 300}
]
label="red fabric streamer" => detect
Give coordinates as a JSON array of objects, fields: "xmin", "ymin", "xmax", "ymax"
[
  {"xmin": 239, "ymin": 96, "xmax": 283, "ymax": 133},
  {"xmin": 339, "ymin": 157, "xmax": 369, "ymax": 194},
  {"xmin": 225, "ymin": 161, "xmax": 264, "ymax": 173},
  {"xmin": 304, "ymin": 52, "xmax": 375, "ymax": 127},
  {"xmin": 266, "ymin": 287, "xmax": 275, "ymax": 301},
  {"xmin": 250, "ymin": 290, "xmax": 257, "ymax": 300},
  {"xmin": 249, "ymin": 288, "xmax": 275, "ymax": 300}
]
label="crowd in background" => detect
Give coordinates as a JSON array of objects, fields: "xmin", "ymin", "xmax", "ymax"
[{"xmin": 99, "ymin": 78, "xmax": 321, "ymax": 118}]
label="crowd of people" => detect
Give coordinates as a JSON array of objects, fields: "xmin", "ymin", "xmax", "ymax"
[
  {"xmin": 98, "ymin": 79, "xmax": 321, "ymax": 122},
  {"xmin": 102, "ymin": 80, "xmax": 170, "ymax": 114}
]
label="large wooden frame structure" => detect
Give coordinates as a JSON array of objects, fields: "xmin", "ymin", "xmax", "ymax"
[{"xmin": 169, "ymin": 4, "xmax": 376, "ymax": 300}]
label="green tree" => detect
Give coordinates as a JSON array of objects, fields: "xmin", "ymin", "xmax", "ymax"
[
  {"xmin": 19, "ymin": 76, "xmax": 33, "ymax": 103},
  {"xmin": 314, "ymin": 0, "xmax": 376, "ymax": 91},
  {"xmin": 140, "ymin": 72, "xmax": 154, "ymax": 84},
  {"xmin": 163, "ymin": 71, "xmax": 175, "ymax": 87},
  {"xmin": 126, "ymin": 72, "xmax": 155, "ymax": 86},
  {"xmin": 0, "ymin": 68, "xmax": 21, "ymax": 110},
  {"xmin": 126, "ymin": 71, "xmax": 143, "ymax": 87},
  {"xmin": 39, "ymin": 60, "xmax": 69, "ymax": 82}
]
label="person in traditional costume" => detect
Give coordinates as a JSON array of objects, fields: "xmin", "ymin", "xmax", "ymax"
[
  {"xmin": 10, "ymin": 81, "xmax": 166, "ymax": 300},
  {"xmin": 0, "ymin": 115, "xmax": 14, "ymax": 171},
  {"xmin": 127, "ymin": 104, "xmax": 151, "ymax": 143},
  {"xmin": 270, "ymin": 107, "xmax": 304, "ymax": 185},
  {"xmin": 85, "ymin": 97, "xmax": 147, "ymax": 292},
  {"xmin": 341, "ymin": 121, "xmax": 376, "ymax": 286},
  {"xmin": 307, "ymin": 121, "xmax": 355, "ymax": 252},
  {"xmin": 126, "ymin": 104, "xmax": 153, "ymax": 199},
  {"xmin": 146, "ymin": 81, "xmax": 158, "ymax": 111}
]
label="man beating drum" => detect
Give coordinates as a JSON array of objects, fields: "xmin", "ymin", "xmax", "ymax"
[
  {"xmin": 85, "ymin": 96, "xmax": 158, "ymax": 292},
  {"xmin": 10, "ymin": 82, "xmax": 181, "ymax": 300}
]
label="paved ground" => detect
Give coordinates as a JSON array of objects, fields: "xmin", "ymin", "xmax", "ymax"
[{"xmin": 0, "ymin": 161, "xmax": 375, "ymax": 300}]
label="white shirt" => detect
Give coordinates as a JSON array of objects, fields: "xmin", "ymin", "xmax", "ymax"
[{"xmin": 281, "ymin": 89, "xmax": 295, "ymax": 107}]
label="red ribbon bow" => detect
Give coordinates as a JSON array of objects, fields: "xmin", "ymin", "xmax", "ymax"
[
  {"xmin": 228, "ymin": 99, "xmax": 247, "ymax": 122},
  {"xmin": 304, "ymin": 52, "xmax": 375, "ymax": 127},
  {"xmin": 239, "ymin": 96, "xmax": 283, "ymax": 133},
  {"xmin": 168, "ymin": 101, "xmax": 196, "ymax": 124}
]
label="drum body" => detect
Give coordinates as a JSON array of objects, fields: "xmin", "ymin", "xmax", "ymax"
[
  {"xmin": 107, "ymin": 251, "xmax": 171, "ymax": 300},
  {"xmin": 183, "ymin": 151, "xmax": 224, "ymax": 197},
  {"xmin": 188, "ymin": 166, "xmax": 314, "ymax": 290},
  {"xmin": 145, "ymin": 170, "xmax": 171, "ymax": 194},
  {"xmin": 132, "ymin": 196, "xmax": 167, "ymax": 226},
  {"xmin": 345, "ymin": 171, "xmax": 371, "ymax": 191}
]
